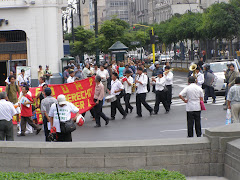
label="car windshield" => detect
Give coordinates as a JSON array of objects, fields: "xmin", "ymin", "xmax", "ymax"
[{"xmin": 210, "ymin": 62, "xmax": 229, "ymax": 73}]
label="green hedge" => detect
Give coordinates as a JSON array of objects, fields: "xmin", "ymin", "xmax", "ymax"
[{"xmin": 0, "ymin": 169, "xmax": 186, "ymax": 180}]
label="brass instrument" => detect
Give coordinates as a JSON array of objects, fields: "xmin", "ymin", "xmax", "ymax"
[{"xmin": 189, "ymin": 64, "xmax": 197, "ymax": 78}]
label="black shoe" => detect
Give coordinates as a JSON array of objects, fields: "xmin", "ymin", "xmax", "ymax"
[
  {"xmin": 36, "ymin": 128, "xmax": 42, "ymax": 135},
  {"xmin": 165, "ymin": 111, "xmax": 169, "ymax": 114},
  {"xmin": 153, "ymin": 112, "xmax": 158, "ymax": 115},
  {"xmin": 105, "ymin": 118, "xmax": 109, "ymax": 125},
  {"xmin": 110, "ymin": 117, "xmax": 115, "ymax": 120},
  {"xmin": 136, "ymin": 115, "xmax": 142, "ymax": 118},
  {"xmin": 204, "ymin": 101, "xmax": 207, "ymax": 103},
  {"xmin": 223, "ymin": 102, "xmax": 226, "ymax": 106},
  {"xmin": 17, "ymin": 133, "xmax": 25, "ymax": 137},
  {"xmin": 122, "ymin": 115, "xmax": 127, "ymax": 119},
  {"xmin": 212, "ymin": 99, "xmax": 216, "ymax": 104},
  {"xmin": 94, "ymin": 125, "xmax": 101, "ymax": 128},
  {"xmin": 150, "ymin": 110, "xmax": 153, "ymax": 116},
  {"xmin": 223, "ymin": 107, "xmax": 227, "ymax": 110},
  {"xmin": 130, "ymin": 108, "xmax": 133, "ymax": 113}
]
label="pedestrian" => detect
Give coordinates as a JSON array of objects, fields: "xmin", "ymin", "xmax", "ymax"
[
  {"xmin": 118, "ymin": 62, "xmax": 125, "ymax": 78},
  {"xmin": 44, "ymin": 65, "xmax": 52, "ymax": 84},
  {"xmin": 192, "ymin": 67, "xmax": 204, "ymax": 88},
  {"xmin": 41, "ymin": 88, "xmax": 57, "ymax": 141},
  {"xmin": 179, "ymin": 76, "xmax": 204, "ymax": 138},
  {"xmin": 123, "ymin": 64, "xmax": 133, "ymax": 76},
  {"xmin": 67, "ymin": 70, "xmax": 75, "ymax": 83},
  {"xmin": 93, "ymin": 76, "xmax": 110, "ymax": 127},
  {"xmin": 5, "ymin": 71, "xmax": 13, "ymax": 85},
  {"xmin": 0, "ymin": 92, "xmax": 17, "ymax": 141},
  {"xmin": 49, "ymin": 94, "xmax": 80, "ymax": 142},
  {"xmin": 74, "ymin": 64, "xmax": 82, "ymax": 80},
  {"xmin": 109, "ymin": 72, "xmax": 127, "ymax": 120},
  {"xmin": 164, "ymin": 66, "xmax": 174, "ymax": 109},
  {"xmin": 35, "ymin": 84, "xmax": 48, "ymax": 110},
  {"xmin": 152, "ymin": 71, "xmax": 169, "ymax": 114},
  {"xmin": 236, "ymin": 49, "xmax": 240, "ymax": 63},
  {"xmin": 17, "ymin": 69, "xmax": 28, "ymax": 86},
  {"xmin": 82, "ymin": 63, "xmax": 92, "ymax": 79},
  {"xmin": 38, "ymin": 65, "xmax": 44, "ymax": 85},
  {"xmin": 227, "ymin": 77, "xmax": 240, "ymax": 123},
  {"xmin": 203, "ymin": 64, "xmax": 216, "ymax": 104},
  {"xmin": 122, "ymin": 70, "xmax": 133, "ymax": 114},
  {"xmin": 92, "ymin": 64, "xmax": 99, "ymax": 75},
  {"xmin": 63, "ymin": 66, "xmax": 70, "ymax": 83},
  {"xmin": 197, "ymin": 57, "xmax": 204, "ymax": 71},
  {"xmin": 135, "ymin": 67, "xmax": 153, "ymax": 117},
  {"xmin": 97, "ymin": 65, "xmax": 109, "ymax": 93},
  {"xmin": 163, "ymin": 62, "xmax": 170, "ymax": 72},
  {"xmin": 5, "ymin": 75, "xmax": 21, "ymax": 129},
  {"xmin": 38, "ymin": 76, "xmax": 46, "ymax": 87},
  {"xmin": 18, "ymin": 85, "xmax": 42, "ymax": 136}
]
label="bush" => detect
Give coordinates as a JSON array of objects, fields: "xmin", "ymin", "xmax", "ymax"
[{"xmin": 0, "ymin": 169, "xmax": 186, "ymax": 180}]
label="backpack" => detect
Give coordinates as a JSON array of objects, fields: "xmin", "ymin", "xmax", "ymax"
[{"xmin": 147, "ymin": 77, "xmax": 150, "ymax": 92}]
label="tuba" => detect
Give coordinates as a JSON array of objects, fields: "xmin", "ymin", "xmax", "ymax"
[{"xmin": 189, "ymin": 64, "xmax": 197, "ymax": 78}]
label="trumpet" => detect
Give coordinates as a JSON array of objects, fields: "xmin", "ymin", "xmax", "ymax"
[{"xmin": 189, "ymin": 64, "xmax": 197, "ymax": 78}]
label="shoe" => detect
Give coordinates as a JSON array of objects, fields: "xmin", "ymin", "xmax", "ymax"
[
  {"xmin": 223, "ymin": 102, "xmax": 226, "ymax": 106},
  {"xmin": 17, "ymin": 124, "xmax": 20, "ymax": 131},
  {"xmin": 153, "ymin": 112, "xmax": 158, "ymax": 115},
  {"xmin": 17, "ymin": 133, "xmax": 25, "ymax": 137},
  {"xmin": 105, "ymin": 118, "xmax": 109, "ymax": 126},
  {"xmin": 212, "ymin": 99, "xmax": 216, "ymax": 104},
  {"xmin": 130, "ymin": 108, "xmax": 133, "ymax": 113},
  {"xmin": 150, "ymin": 110, "xmax": 153, "ymax": 116},
  {"xmin": 136, "ymin": 115, "xmax": 142, "ymax": 118},
  {"xmin": 165, "ymin": 111, "xmax": 169, "ymax": 114},
  {"xmin": 110, "ymin": 117, "xmax": 115, "ymax": 120},
  {"xmin": 122, "ymin": 115, "xmax": 127, "ymax": 119},
  {"xmin": 94, "ymin": 125, "xmax": 101, "ymax": 128},
  {"xmin": 223, "ymin": 107, "xmax": 227, "ymax": 110},
  {"xmin": 36, "ymin": 128, "xmax": 42, "ymax": 135},
  {"xmin": 204, "ymin": 101, "xmax": 207, "ymax": 103}
]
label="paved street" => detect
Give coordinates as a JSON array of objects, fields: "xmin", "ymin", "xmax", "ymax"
[{"xmin": 15, "ymin": 71, "xmax": 227, "ymax": 142}]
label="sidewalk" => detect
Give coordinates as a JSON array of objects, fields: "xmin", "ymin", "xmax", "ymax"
[{"xmin": 187, "ymin": 177, "xmax": 228, "ymax": 180}]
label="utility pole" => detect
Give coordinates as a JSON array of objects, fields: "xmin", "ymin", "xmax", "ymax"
[
  {"xmin": 78, "ymin": 0, "xmax": 81, "ymax": 26},
  {"xmin": 71, "ymin": 10, "xmax": 75, "ymax": 43},
  {"xmin": 93, "ymin": 0, "xmax": 99, "ymax": 65}
]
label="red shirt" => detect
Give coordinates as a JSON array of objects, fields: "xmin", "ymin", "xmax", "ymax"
[{"xmin": 21, "ymin": 94, "xmax": 33, "ymax": 117}]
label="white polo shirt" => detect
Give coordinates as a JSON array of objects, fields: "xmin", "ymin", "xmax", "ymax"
[
  {"xmin": 67, "ymin": 76, "xmax": 75, "ymax": 83},
  {"xmin": 0, "ymin": 99, "xmax": 17, "ymax": 121},
  {"xmin": 96, "ymin": 69, "xmax": 109, "ymax": 81},
  {"xmin": 155, "ymin": 77, "xmax": 166, "ymax": 91},
  {"xmin": 123, "ymin": 76, "xmax": 133, "ymax": 94},
  {"xmin": 179, "ymin": 83, "xmax": 204, "ymax": 112},
  {"xmin": 111, "ymin": 79, "xmax": 124, "ymax": 95},
  {"xmin": 136, "ymin": 73, "xmax": 148, "ymax": 94},
  {"xmin": 164, "ymin": 71, "xmax": 173, "ymax": 86},
  {"xmin": 192, "ymin": 72, "xmax": 204, "ymax": 87}
]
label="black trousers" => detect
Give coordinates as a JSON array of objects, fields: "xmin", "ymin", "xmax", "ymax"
[
  {"xmin": 82, "ymin": 109, "xmax": 95, "ymax": 118},
  {"xmin": 136, "ymin": 93, "xmax": 153, "ymax": 116},
  {"xmin": 94, "ymin": 99, "xmax": 109, "ymax": 126},
  {"xmin": 111, "ymin": 95, "xmax": 126, "ymax": 118},
  {"xmin": 43, "ymin": 116, "xmax": 50, "ymax": 142},
  {"xmin": 124, "ymin": 93, "xmax": 133, "ymax": 113},
  {"xmin": 187, "ymin": 111, "xmax": 202, "ymax": 137},
  {"xmin": 0, "ymin": 120, "xmax": 13, "ymax": 141},
  {"xmin": 204, "ymin": 86, "xmax": 216, "ymax": 101},
  {"xmin": 57, "ymin": 132, "xmax": 72, "ymax": 142},
  {"xmin": 154, "ymin": 91, "xmax": 169, "ymax": 113},
  {"xmin": 166, "ymin": 85, "xmax": 172, "ymax": 109}
]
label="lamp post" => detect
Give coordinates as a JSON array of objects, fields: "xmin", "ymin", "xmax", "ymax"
[{"xmin": 93, "ymin": 0, "xmax": 99, "ymax": 65}]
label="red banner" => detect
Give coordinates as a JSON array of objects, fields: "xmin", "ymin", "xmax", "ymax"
[{"xmin": 0, "ymin": 77, "xmax": 96, "ymax": 124}]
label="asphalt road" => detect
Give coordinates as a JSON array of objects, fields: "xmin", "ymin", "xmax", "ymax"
[{"xmin": 14, "ymin": 71, "xmax": 227, "ymax": 142}]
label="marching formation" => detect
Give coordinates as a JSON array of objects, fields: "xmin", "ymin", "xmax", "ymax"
[{"xmin": 0, "ymin": 58, "xmax": 240, "ymax": 142}]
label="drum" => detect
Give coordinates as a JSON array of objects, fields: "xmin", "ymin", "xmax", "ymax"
[
  {"xmin": 105, "ymin": 95, "xmax": 117, "ymax": 103},
  {"xmin": 76, "ymin": 115, "xmax": 85, "ymax": 126}
]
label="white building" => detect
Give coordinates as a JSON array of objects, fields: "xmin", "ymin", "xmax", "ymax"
[{"xmin": 0, "ymin": 0, "xmax": 67, "ymax": 86}]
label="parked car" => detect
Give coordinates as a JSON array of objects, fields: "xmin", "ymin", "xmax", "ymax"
[
  {"xmin": 159, "ymin": 55, "xmax": 172, "ymax": 64},
  {"xmin": 209, "ymin": 59, "xmax": 240, "ymax": 93}
]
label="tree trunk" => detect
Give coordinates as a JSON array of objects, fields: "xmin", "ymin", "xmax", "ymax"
[
  {"xmin": 191, "ymin": 39, "xmax": 194, "ymax": 61},
  {"xmin": 174, "ymin": 42, "xmax": 176, "ymax": 60},
  {"xmin": 229, "ymin": 39, "xmax": 233, "ymax": 59},
  {"xmin": 214, "ymin": 39, "xmax": 218, "ymax": 59}
]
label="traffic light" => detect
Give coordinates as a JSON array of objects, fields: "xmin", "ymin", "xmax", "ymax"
[{"xmin": 149, "ymin": 30, "xmax": 159, "ymax": 44}]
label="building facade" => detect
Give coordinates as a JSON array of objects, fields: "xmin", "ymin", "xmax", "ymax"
[
  {"xmin": 0, "ymin": 0, "xmax": 67, "ymax": 86},
  {"xmin": 129, "ymin": 0, "xmax": 148, "ymax": 25}
]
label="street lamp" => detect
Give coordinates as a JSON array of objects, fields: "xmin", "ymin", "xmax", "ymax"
[{"xmin": 93, "ymin": 0, "xmax": 100, "ymax": 65}]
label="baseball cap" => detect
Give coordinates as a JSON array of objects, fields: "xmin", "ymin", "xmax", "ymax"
[
  {"xmin": 155, "ymin": 61, "xmax": 160, "ymax": 65},
  {"xmin": 57, "ymin": 94, "xmax": 68, "ymax": 105}
]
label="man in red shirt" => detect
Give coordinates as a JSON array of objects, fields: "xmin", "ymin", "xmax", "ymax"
[{"xmin": 18, "ymin": 86, "xmax": 41, "ymax": 136}]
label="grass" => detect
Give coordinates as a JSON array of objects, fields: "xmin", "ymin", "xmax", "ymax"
[{"xmin": 0, "ymin": 169, "xmax": 186, "ymax": 180}]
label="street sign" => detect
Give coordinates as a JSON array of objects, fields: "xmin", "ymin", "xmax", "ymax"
[{"xmin": 131, "ymin": 41, "xmax": 140, "ymax": 46}]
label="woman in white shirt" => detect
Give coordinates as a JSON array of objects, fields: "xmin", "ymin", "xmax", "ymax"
[
  {"xmin": 97, "ymin": 65, "xmax": 109, "ymax": 93},
  {"xmin": 152, "ymin": 71, "xmax": 169, "ymax": 114},
  {"xmin": 122, "ymin": 70, "xmax": 133, "ymax": 113}
]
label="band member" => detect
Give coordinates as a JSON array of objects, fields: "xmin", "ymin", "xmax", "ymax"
[
  {"xmin": 94, "ymin": 76, "xmax": 110, "ymax": 127},
  {"xmin": 122, "ymin": 70, "xmax": 133, "ymax": 114},
  {"xmin": 135, "ymin": 67, "xmax": 153, "ymax": 117},
  {"xmin": 192, "ymin": 67, "xmax": 204, "ymax": 88},
  {"xmin": 164, "ymin": 66, "xmax": 173, "ymax": 109},
  {"xmin": 109, "ymin": 72, "xmax": 127, "ymax": 120},
  {"xmin": 152, "ymin": 71, "xmax": 169, "ymax": 114}
]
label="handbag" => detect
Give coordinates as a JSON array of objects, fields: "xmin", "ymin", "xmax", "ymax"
[
  {"xmin": 55, "ymin": 104, "xmax": 76, "ymax": 134},
  {"xmin": 200, "ymin": 101, "xmax": 206, "ymax": 111}
]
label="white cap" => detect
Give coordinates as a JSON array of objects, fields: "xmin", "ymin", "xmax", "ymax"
[
  {"xmin": 155, "ymin": 61, "xmax": 160, "ymax": 65},
  {"xmin": 57, "ymin": 94, "xmax": 68, "ymax": 105}
]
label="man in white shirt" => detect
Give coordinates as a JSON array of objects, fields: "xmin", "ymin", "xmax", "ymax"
[
  {"xmin": 17, "ymin": 69, "xmax": 28, "ymax": 86},
  {"xmin": 67, "ymin": 70, "xmax": 75, "ymax": 83},
  {"xmin": 49, "ymin": 94, "xmax": 80, "ymax": 142},
  {"xmin": 82, "ymin": 63, "xmax": 92, "ymax": 79},
  {"xmin": 0, "ymin": 92, "xmax": 17, "ymax": 141},
  {"xmin": 179, "ymin": 76, "xmax": 204, "ymax": 138},
  {"xmin": 192, "ymin": 67, "xmax": 204, "ymax": 88},
  {"xmin": 135, "ymin": 67, "xmax": 153, "ymax": 117},
  {"xmin": 109, "ymin": 72, "xmax": 127, "ymax": 120},
  {"xmin": 38, "ymin": 77, "xmax": 46, "ymax": 87},
  {"xmin": 122, "ymin": 70, "xmax": 133, "ymax": 114},
  {"xmin": 97, "ymin": 65, "xmax": 109, "ymax": 93},
  {"xmin": 152, "ymin": 71, "xmax": 169, "ymax": 114},
  {"xmin": 164, "ymin": 66, "xmax": 174, "ymax": 109}
]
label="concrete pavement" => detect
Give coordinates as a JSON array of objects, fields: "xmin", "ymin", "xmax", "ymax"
[{"xmin": 187, "ymin": 177, "xmax": 228, "ymax": 180}]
